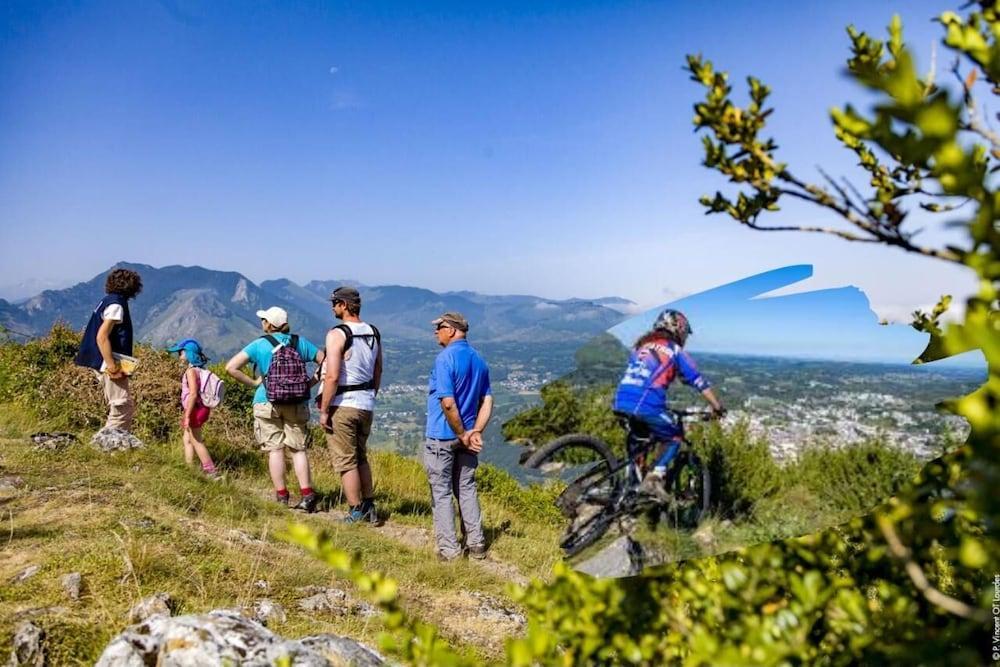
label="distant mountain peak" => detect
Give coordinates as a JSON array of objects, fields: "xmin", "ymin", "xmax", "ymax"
[
  {"xmin": 231, "ymin": 278, "xmax": 253, "ymax": 305},
  {"xmin": 2, "ymin": 263, "xmax": 628, "ymax": 356}
]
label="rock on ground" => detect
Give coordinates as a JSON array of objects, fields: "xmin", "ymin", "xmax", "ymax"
[
  {"xmin": 95, "ymin": 609, "xmax": 386, "ymax": 667},
  {"xmin": 29, "ymin": 432, "xmax": 78, "ymax": 452},
  {"xmin": 249, "ymin": 598, "xmax": 287, "ymax": 626},
  {"xmin": 573, "ymin": 535, "xmax": 646, "ymax": 578},
  {"xmin": 127, "ymin": 592, "xmax": 174, "ymax": 623},
  {"xmin": 61, "ymin": 572, "xmax": 83, "ymax": 601},
  {"xmin": 7, "ymin": 621, "xmax": 45, "ymax": 667},
  {"xmin": 296, "ymin": 586, "xmax": 376, "ymax": 618},
  {"xmin": 0, "ymin": 476, "xmax": 25, "ymax": 493},
  {"xmin": 91, "ymin": 428, "xmax": 145, "ymax": 452},
  {"xmin": 470, "ymin": 592, "xmax": 526, "ymax": 628},
  {"xmin": 11, "ymin": 565, "xmax": 40, "ymax": 584}
]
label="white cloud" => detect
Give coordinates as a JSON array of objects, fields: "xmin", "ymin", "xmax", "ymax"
[
  {"xmin": 329, "ymin": 66, "xmax": 340, "ymax": 75},
  {"xmin": 871, "ymin": 300, "xmax": 966, "ymax": 325}
]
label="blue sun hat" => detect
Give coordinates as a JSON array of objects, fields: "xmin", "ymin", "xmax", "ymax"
[{"xmin": 167, "ymin": 338, "xmax": 209, "ymax": 367}]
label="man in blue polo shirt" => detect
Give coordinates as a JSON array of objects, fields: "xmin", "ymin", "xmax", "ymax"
[{"xmin": 424, "ymin": 311, "xmax": 494, "ymax": 561}]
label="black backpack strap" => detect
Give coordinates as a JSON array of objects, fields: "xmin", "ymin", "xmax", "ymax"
[
  {"xmin": 336, "ymin": 379, "xmax": 377, "ymax": 395},
  {"xmin": 289, "ymin": 334, "xmax": 299, "ymax": 351},
  {"xmin": 333, "ymin": 324, "xmax": 353, "ymax": 353},
  {"xmin": 263, "ymin": 334, "xmax": 280, "ymax": 348},
  {"xmin": 371, "ymin": 325, "xmax": 380, "ymax": 347}
]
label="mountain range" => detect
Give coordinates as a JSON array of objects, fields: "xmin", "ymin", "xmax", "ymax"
[{"xmin": 0, "ymin": 262, "xmax": 632, "ymax": 358}]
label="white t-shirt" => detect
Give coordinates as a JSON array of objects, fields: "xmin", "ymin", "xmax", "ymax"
[
  {"xmin": 321, "ymin": 322, "xmax": 379, "ymax": 411},
  {"xmin": 102, "ymin": 303, "xmax": 124, "ymax": 322}
]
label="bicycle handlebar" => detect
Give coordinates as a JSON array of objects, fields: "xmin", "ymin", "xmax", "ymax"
[{"xmin": 668, "ymin": 407, "xmax": 721, "ymax": 421}]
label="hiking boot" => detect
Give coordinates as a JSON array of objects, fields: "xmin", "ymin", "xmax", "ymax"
[
  {"xmin": 468, "ymin": 545, "xmax": 488, "ymax": 560},
  {"xmin": 638, "ymin": 470, "xmax": 670, "ymax": 503},
  {"xmin": 276, "ymin": 492, "xmax": 290, "ymax": 507},
  {"xmin": 340, "ymin": 506, "xmax": 366, "ymax": 524},
  {"xmin": 291, "ymin": 492, "xmax": 319, "ymax": 513},
  {"xmin": 360, "ymin": 498, "xmax": 379, "ymax": 525},
  {"xmin": 437, "ymin": 550, "xmax": 462, "ymax": 563},
  {"xmin": 204, "ymin": 469, "xmax": 224, "ymax": 482}
]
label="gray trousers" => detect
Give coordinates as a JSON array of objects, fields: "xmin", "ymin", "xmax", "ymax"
[{"xmin": 422, "ymin": 438, "xmax": 484, "ymax": 558}]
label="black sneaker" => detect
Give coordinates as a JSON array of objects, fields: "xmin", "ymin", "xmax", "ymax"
[
  {"xmin": 276, "ymin": 492, "xmax": 290, "ymax": 507},
  {"xmin": 468, "ymin": 545, "xmax": 488, "ymax": 560},
  {"xmin": 292, "ymin": 492, "xmax": 319, "ymax": 513}
]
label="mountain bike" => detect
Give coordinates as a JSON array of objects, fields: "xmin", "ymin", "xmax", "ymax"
[{"xmin": 521, "ymin": 408, "xmax": 716, "ymax": 557}]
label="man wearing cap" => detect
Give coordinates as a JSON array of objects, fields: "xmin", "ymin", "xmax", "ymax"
[
  {"xmin": 423, "ymin": 311, "xmax": 494, "ymax": 560},
  {"xmin": 225, "ymin": 307, "xmax": 325, "ymax": 512},
  {"xmin": 318, "ymin": 286, "xmax": 383, "ymax": 524}
]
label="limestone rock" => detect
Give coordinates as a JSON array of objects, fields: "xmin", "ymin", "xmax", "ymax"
[
  {"xmin": 300, "ymin": 634, "xmax": 387, "ymax": 667},
  {"xmin": 573, "ymin": 535, "xmax": 646, "ymax": 578},
  {"xmin": 127, "ymin": 592, "xmax": 174, "ymax": 623},
  {"xmin": 11, "ymin": 565, "xmax": 40, "ymax": 584},
  {"xmin": 62, "ymin": 572, "xmax": 83, "ymax": 601},
  {"xmin": 0, "ymin": 476, "xmax": 25, "ymax": 493},
  {"xmin": 91, "ymin": 428, "xmax": 145, "ymax": 452},
  {"xmin": 296, "ymin": 586, "xmax": 349, "ymax": 615},
  {"xmin": 29, "ymin": 432, "xmax": 78, "ymax": 452},
  {"xmin": 7, "ymin": 621, "xmax": 45, "ymax": 667},
  {"xmin": 470, "ymin": 592, "xmax": 526, "ymax": 628},
  {"xmin": 692, "ymin": 523, "xmax": 718, "ymax": 551},
  {"xmin": 95, "ymin": 609, "xmax": 386, "ymax": 666},
  {"xmin": 250, "ymin": 599, "xmax": 287, "ymax": 626}
]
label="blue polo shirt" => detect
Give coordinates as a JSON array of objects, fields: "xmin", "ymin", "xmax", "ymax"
[
  {"xmin": 426, "ymin": 339, "xmax": 492, "ymax": 440},
  {"xmin": 241, "ymin": 333, "xmax": 320, "ymax": 405}
]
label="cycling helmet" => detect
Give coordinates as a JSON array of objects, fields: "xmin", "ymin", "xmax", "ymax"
[{"xmin": 652, "ymin": 309, "xmax": 692, "ymax": 344}]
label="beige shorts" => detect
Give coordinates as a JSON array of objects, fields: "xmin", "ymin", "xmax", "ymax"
[
  {"xmin": 253, "ymin": 402, "xmax": 311, "ymax": 452},
  {"xmin": 325, "ymin": 406, "xmax": 373, "ymax": 472}
]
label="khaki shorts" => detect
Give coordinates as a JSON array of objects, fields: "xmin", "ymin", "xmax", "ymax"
[
  {"xmin": 253, "ymin": 402, "xmax": 311, "ymax": 452},
  {"xmin": 325, "ymin": 406, "xmax": 373, "ymax": 472}
]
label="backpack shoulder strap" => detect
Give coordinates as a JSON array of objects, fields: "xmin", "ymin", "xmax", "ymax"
[
  {"xmin": 371, "ymin": 325, "xmax": 380, "ymax": 346},
  {"xmin": 263, "ymin": 334, "xmax": 280, "ymax": 348},
  {"xmin": 334, "ymin": 324, "xmax": 353, "ymax": 353},
  {"xmin": 289, "ymin": 334, "xmax": 299, "ymax": 351}
]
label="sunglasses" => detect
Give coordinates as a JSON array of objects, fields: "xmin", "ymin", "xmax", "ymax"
[{"xmin": 435, "ymin": 323, "xmax": 453, "ymax": 331}]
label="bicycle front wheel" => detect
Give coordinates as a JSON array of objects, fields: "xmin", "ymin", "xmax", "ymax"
[{"xmin": 668, "ymin": 451, "xmax": 711, "ymax": 528}]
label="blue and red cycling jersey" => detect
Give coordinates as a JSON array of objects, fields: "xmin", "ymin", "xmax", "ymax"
[{"xmin": 613, "ymin": 336, "xmax": 711, "ymax": 434}]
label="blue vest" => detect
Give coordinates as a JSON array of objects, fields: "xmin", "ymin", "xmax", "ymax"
[{"xmin": 74, "ymin": 294, "xmax": 133, "ymax": 370}]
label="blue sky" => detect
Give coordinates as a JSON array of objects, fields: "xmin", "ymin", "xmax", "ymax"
[{"xmin": 0, "ymin": 1, "xmax": 974, "ymax": 322}]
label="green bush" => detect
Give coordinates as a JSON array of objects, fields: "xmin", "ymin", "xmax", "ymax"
[
  {"xmin": 691, "ymin": 419, "xmax": 782, "ymax": 516},
  {"xmin": 0, "ymin": 326, "xmax": 259, "ymax": 455},
  {"xmin": 475, "ymin": 463, "xmax": 563, "ymax": 524},
  {"xmin": 791, "ymin": 440, "xmax": 922, "ymax": 513}
]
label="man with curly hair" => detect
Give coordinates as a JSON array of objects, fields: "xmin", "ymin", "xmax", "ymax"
[{"xmin": 74, "ymin": 267, "xmax": 143, "ymax": 431}]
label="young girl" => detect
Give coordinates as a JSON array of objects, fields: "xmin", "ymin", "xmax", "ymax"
[{"xmin": 167, "ymin": 338, "xmax": 220, "ymax": 479}]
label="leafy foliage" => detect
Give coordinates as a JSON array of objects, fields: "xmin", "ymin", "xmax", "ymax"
[{"xmin": 505, "ymin": 3, "xmax": 998, "ymax": 665}]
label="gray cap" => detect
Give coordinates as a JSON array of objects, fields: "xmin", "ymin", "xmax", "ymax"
[
  {"xmin": 330, "ymin": 286, "xmax": 361, "ymax": 304},
  {"xmin": 432, "ymin": 311, "xmax": 469, "ymax": 332}
]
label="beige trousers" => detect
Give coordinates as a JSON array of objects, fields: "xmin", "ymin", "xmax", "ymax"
[{"xmin": 96, "ymin": 372, "xmax": 135, "ymax": 431}]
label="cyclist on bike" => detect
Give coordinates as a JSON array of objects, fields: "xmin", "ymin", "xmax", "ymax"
[{"xmin": 612, "ymin": 309, "xmax": 725, "ymax": 498}]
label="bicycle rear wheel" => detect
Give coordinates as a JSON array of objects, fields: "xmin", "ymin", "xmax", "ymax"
[{"xmin": 523, "ymin": 433, "xmax": 618, "ymax": 471}]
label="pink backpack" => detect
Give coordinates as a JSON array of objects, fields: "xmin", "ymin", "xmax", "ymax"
[{"xmin": 182, "ymin": 368, "xmax": 225, "ymax": 408}]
